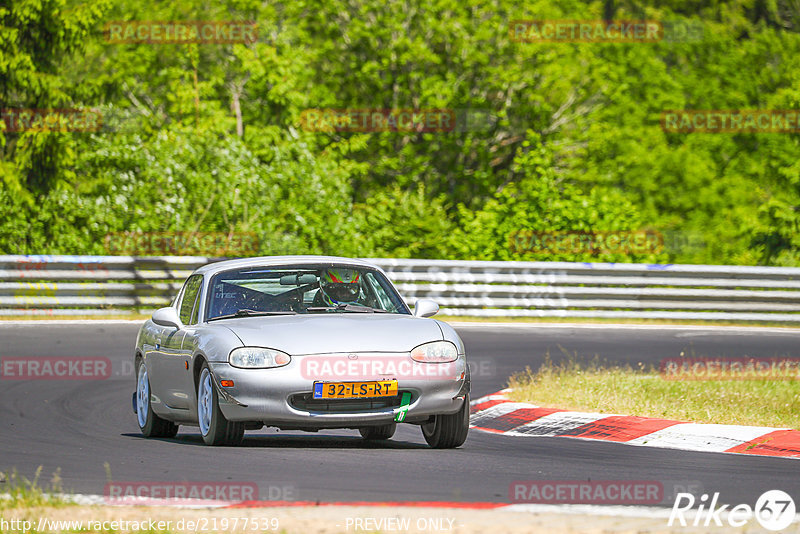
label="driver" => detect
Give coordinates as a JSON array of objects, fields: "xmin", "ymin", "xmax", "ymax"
[{"xmin": 317, "ymin": 268, "xmax": 362, "ymax": 306}]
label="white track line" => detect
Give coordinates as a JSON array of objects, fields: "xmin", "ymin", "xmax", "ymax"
[{"xmin": 448, "ymin": 322, "xmax": 800, "ymax": 334}]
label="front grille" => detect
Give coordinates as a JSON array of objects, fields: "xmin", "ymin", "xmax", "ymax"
[{"xmin": 290, "ymin": 392, "xmax": 410, "ymax": 413}]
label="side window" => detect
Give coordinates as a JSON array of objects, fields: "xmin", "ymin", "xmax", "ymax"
[
  {"xmin": 189, "ymin": 289, "xmax": 202, "ymax": 324},
  {"xmin": 178, "ymin": 275, "xmax": 203, "ymax": 325}
]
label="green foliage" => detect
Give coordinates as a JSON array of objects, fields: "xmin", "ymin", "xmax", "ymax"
[
  {"xmin": 0, "ymin": 0, "xmax": 110, "ymax": 195},
  {"xmin": 1, "ymin": 0, "xmax": 799, "ymax": 265},
  {"xmin": 351, "ymin": 184, "xmax": 456, "ymax": 258},
  {"xmin": 450, "ymin": 132, "xmax": 661, "ymax": 262},
  {"xmin": 2, "ymin": 122, "xmax": 361, "ymax": 255}
]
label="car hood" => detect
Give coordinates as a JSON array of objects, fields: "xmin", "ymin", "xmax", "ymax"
[{"xmin": 220, "ymin": 314, "xmax": 443, "ymax": 355}]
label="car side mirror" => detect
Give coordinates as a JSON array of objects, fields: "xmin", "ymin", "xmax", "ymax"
[
  {"xmin": 152, "ymin": 307, "xmax": 182, "ymax": 329},
  {"xmin": 413, "ymin": 299, "xmax": 440, "ymax": 318}
]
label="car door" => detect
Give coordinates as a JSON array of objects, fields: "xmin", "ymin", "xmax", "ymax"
[
  {"xmin": 177, "ymin": 277, "xmax": 207, "ymax": 417},
  {"xmin": 150, "ymin": 275, "xmax": 201, "ymax": 411}
]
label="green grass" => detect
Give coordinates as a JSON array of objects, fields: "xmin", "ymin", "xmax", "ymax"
[
  {"xmin": 0, "ymin": 467, "xmax": 69, "ymax": 509},
  {"xmin": 507, "ymin": 357, "xmax": 800, "ymax": 428}
]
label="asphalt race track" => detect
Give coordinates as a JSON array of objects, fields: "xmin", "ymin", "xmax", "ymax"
[{"xmin": 1, "ymin": 321, "xmax": 799, "ymax": 507}]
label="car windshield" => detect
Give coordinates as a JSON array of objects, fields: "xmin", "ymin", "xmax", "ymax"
[{"xmin": 205, "ymin": 264, "xmax": 410, "ymax": 320}]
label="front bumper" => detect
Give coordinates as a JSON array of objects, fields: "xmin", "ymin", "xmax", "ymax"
[{"xmin": 208, "ymin": 352, "xmax": 468, "ymax": 429}]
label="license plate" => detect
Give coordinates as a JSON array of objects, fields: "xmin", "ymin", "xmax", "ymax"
[{"xmin": 313, "ymin": 380, "xmax": 398, "ymax": 399}]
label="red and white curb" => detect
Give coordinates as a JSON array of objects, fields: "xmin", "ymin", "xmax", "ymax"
[
  {"xmin": 470, "ymin": 390, "xmax": 800, "ymax": 459},
  {"xmin": 2, "ymin": 493, "xmax": 717, "ymax": 523},
  {"xmin": 9, "ymin": 493, "xmax": 716, "ymax": 520}
]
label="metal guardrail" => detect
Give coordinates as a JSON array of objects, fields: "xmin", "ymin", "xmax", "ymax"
[
  {"xmin": 2, "ymin": 255, "xmax": 800, "ymax": 322},
  {"xmin": 0, "ymin": 256, "xmax": 203, "ymax": 316}
]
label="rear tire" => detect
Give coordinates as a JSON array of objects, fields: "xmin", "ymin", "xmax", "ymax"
[
  {"xmin": 135, "ymin": 359, "xmax": 178, "ymax": 438},
  {"xmin": 359, "ymin": 423, "xmax": 396, "ymax": 440},
  {"xmin": 197, "ymin": 363, "xmax": 244, "ymax": 446},
  {"xmin": 421, "ymin": 395, "xmax": 469, "ymax": 449}
]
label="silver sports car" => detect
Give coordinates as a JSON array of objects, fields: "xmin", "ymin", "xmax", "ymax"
[{"xmin": 132, "ymin": 256, "xmax": 470, "ymax": 448}]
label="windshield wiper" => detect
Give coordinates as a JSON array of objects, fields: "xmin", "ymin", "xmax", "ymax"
[
  {"xmin": 306, "ymin": 303, "xmax": 388, "ymax": 313},
  {"xmin": 208, "ymin": 309, "xmax": 297, "ymax": 321}
]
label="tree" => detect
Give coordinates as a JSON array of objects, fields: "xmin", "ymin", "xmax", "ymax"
[{"xmin": 0, "ymin": 0, "xmax": 109, "ymax": 195}]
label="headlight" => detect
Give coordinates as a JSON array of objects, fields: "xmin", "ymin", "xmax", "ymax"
[
  {"xmin": 410, "ymin": 341, "xmax": 458, "ymax": 363},
  {"xmin": 229, "ymin": 347, "xmax": 291, "ymax": 369}
]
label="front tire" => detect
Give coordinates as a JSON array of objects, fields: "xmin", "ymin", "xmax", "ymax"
[
  {"xmin": 359, "ymin": 423, "xmax": 396, "ymax": 440},
  {"xmin": 421, "ymin": 394, "xmax": 469, "ymax": 449},
  {"xmin": 197, "ymin": 363, "xmax": 244, "ymax": 446},
  {"xmin": 135, "ymin": 360, "xmax": 178, "ymax": 438}
]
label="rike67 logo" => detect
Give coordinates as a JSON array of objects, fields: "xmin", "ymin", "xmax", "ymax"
[{"xmin": 669, "ymin": 490, "xmax": 796, "ymax": 531}]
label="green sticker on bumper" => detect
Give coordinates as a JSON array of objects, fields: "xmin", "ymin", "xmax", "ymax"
[{"xmin": 394, "ymin": 392, "xmax": 412, "ymax": 422}]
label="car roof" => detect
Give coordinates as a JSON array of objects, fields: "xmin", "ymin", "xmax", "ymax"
[{"xmin": 193, "ymin": 255, "xmax": 384, "ymax": 276}]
